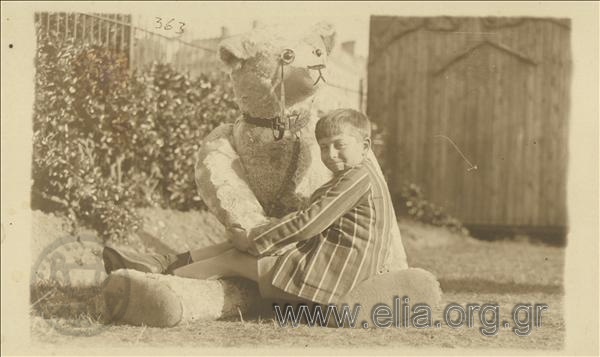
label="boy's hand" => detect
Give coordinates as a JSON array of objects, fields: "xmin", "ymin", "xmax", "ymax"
[{"xmin": 227, "ymin": 226, "xmax": 253, "ymax": 253}]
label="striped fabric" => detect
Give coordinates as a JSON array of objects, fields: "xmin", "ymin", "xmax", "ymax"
[{"xmin": 248, "ymin": 157, "xmax": 399, "ymax": 304}]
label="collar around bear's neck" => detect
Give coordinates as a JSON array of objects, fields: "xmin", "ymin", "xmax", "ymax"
[
  {"xmin": 242, "ymin": 112, "xmax": 280, "ymax": 128},
  {"xmin": 242, "ymin": 111, "xmax": 286, "ymax": 140},
  {"xmin": 242, "ymin": 108, "xmax": 311, "ymax": 139}
]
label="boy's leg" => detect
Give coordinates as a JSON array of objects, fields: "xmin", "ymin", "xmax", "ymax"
[
  {"xmin": 103, "ymin": 242, "xmax": 236, "ymax": 275},
  {"xmin": 188, "ymin": 241, "xmax": 233, "ymax": 261},
  {"xmin": 173, "ymin": 248, "xmax": 259, "ymax": 282},
  {"xmin": 103, "ymin": 246, "xmax": 190, "ymax": 274},
  {"xmin": 175, "ymin": 250, "xmax": 309, "ymax": 306}
]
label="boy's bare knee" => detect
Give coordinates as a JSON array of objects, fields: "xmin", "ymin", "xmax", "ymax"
[{"xmin": 220, "ymin": 249, "xmax": 259, "ymax": 281}]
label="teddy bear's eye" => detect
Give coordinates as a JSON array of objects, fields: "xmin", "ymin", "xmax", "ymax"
[
  {"xmin": 313, "ymin": 49, "xmax": 323, "ymax": 57},
  {"xmin": 280, "ymin": 49, "xmax": 296, "ymax": 64}
]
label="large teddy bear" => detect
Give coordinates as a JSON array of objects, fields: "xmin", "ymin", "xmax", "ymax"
[{"xmin": 102, "ymin": 23, "xmax": 441, "ymax": 327}]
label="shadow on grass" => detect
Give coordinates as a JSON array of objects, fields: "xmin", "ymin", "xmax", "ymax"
[{"xmin": 439, "ymin": 278, "xmax": 563, "ymax": 294}]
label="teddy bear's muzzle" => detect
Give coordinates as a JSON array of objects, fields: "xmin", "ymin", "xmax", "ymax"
[
  {"xmin": 306, "ymin": 64, "xmax": 327, "ymax": 86},
  {"xmin": 307, "ymin": 64, "xmax": 326, "ymax": 70}
]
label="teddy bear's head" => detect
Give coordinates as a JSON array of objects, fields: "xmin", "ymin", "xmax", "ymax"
[{"xmin": 218, "ymin": 23, "xmax": 335, "ymax": 118}]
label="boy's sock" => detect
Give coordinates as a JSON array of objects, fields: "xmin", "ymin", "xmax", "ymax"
[{"xmin": 164, "ymin": 251, "xmax": 193, "ymax": 274}]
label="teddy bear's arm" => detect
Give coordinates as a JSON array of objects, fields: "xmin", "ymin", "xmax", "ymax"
[{"xmin": 195, "ymin": 124, "xmax": 269, "ymax": 232}]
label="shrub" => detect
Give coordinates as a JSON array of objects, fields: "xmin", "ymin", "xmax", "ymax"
[
  {"xmin": 133, "ymin": 63, "xmax": 238, "ymax": 209},
  {"xmin": 396, "ymin": 183, "xmax": 469, "ymax": 235},
  {"xmin": 31, "ymin": 31, "xmax": 238, "ymax": 242}
]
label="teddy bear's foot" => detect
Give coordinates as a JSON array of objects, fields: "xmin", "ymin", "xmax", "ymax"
[
  {"xmin": 102, "ymin": 269, "xmax": 261, "ymax": 327},
  {"xmin": 342, "ymin": 268, "xmax": 442, "ymax": 307},
  {"xmin": 329, "ymin": 268, "xmax": 442, "ymax": 328}
]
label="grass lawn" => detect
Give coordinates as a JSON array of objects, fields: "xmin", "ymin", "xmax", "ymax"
[{"xmin": 30, "ymin": 210, "xmax": 565, "ymax": 351}]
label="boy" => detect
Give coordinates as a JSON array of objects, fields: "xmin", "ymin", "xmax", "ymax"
[{"xmin": 104, "ymin": 109, "xmax": 398, "ymax": 304}]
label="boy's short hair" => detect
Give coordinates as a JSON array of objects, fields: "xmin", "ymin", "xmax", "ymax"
[{"xmin": 315, "ymin": 109, "xmax": 371, "ymax": 141}]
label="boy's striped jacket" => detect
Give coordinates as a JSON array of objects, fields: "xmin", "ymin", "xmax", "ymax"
[{"xmin": 248, "ymin": 157, "xmax": 405, "ymax": 304}]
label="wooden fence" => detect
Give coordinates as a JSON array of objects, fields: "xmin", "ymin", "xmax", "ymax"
[{"xmin": 367, "ymin": 16, "xmax": 570, "ymax": 233}]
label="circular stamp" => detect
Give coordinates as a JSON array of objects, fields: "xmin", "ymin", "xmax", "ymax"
[{"xmin": 31, "ymin": 233, "xmax": 130, "ymax": 336}]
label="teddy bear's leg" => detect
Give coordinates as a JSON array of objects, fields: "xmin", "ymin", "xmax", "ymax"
[
  {"xmin": 329, "ymin": 268, "xmax": 442, "ymax": 328},
  {"xmin": 102, "ymin": 269, "xmax": 261, "ymax": 327},
  {"xmin": 194, "ymin": 123, "xmax": 269, "ymax": 232}
]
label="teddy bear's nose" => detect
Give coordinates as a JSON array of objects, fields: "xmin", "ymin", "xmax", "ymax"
[{"xmin": 307, "ymin": 64, "xmax": 326, "ymax": 70}]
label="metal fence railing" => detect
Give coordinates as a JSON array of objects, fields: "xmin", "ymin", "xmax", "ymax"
[{"xmin": 35, "ymin": 12, "xmax": 133, "ymax": 53}]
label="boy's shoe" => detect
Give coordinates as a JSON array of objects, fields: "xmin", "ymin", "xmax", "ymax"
[{"xmin": 103, "ymin": 246, "xmax": 179, "ymax": 275}]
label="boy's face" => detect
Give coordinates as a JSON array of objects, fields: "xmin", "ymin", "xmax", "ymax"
[{"xmin": 317, "ymin": 129, "xmax": 371, "ymax": 173}]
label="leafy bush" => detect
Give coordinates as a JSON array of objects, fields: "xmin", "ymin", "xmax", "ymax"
[
  {"xmin": 32, "ymin": 31, "xmax": 238, "ymax": 242},
  {"xmin": 396, "ymin": 183, "xmax": 469, "ymax": 235},
  {"xmin": 133, "ymin": 64, "xmax": 238, "ymax": 209}
]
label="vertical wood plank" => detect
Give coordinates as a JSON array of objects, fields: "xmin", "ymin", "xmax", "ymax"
[
  {"xmin": 428, "ymin": 33, "xmax": 441, "ymax": 208},
  {"xmin": 552, "ymin": 21, "xmax": 563, "ymax": 225},
  {"xmin": 489, "ymin": 34, "xmax": 500, "ymax": 225},
  {"xmin": 539, "ymin": 21, "xmax": 551, "ymax": 226},
  {"xmin": 470, "ymin": 27, "xmax": 486, "ymax": 224},
  {"xmin": 506, "ymin": 41, "xmax": 517, "ymax": 224},
  {"xmin": 391, "ymin": 26, "xmax": 406, "ymax": 192},
  {"xmin": 559, "ymin": 22, "xmax": 571, "ymax": 227},
  {"xmin": 522, "ymin": 20, "xmax": 537, "ymax": 225},
  {"xmin": 457, "ymin": 27, "xmax": 470, "ymax": 223},
  {"xmin": 548, "ymin": 21, "xmax": 568, "ymax": 226},
  {"xmin": 412, "ymin": 26, "xmax": 422, "ymax": 187},
  {"xmin": 436, "ymin": 32, "xmax": 450, "ymax": 213},
  {"xmin": 463, "ymin": 19, "xmax": 478, "ymax": 222}
]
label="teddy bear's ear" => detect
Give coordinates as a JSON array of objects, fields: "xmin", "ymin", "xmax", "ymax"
[
  {"xmin": 313, "ymin": 22, "xmax": 336, "ymax": 55},
  {"xmin": 218, "ymin": 36, "xmax": 257, "ymax": 70}
]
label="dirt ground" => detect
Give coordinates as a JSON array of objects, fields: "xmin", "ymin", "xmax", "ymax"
[{"xmin": 29, "ymin": 209, "xmax": 565, "ymax": 351}]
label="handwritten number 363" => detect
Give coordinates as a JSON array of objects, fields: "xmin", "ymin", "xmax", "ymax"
[{"xmin": 155, "ymin": 17, "xmax": 185, "ymax": 34}]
